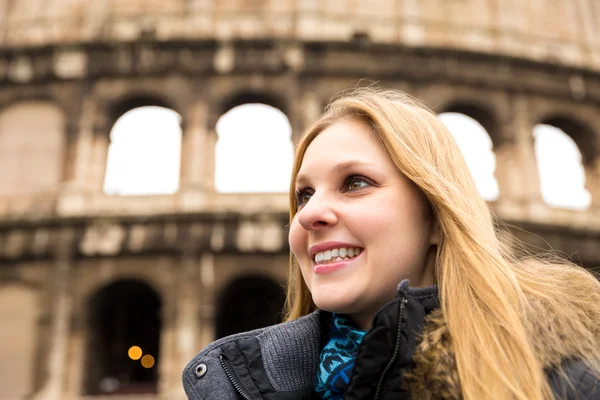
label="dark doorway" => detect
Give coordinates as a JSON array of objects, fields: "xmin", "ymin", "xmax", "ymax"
[
  {"xmin": 215, "ymin": 276, "xmax": 285, "ymax": 339},
  {"xmin": 84, "ymin": 280, "xmax": 161, "ymax": 395}
]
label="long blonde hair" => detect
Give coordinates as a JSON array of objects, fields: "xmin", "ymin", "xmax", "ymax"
[{"xmin": 284, "ymin": 88, "xmax": 600, "ymax": 399}]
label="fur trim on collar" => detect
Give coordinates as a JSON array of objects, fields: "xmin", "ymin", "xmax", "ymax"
[
  {"xmin": 404, "ymin": 308, "xmax": 462, "ymax": 399},
  {"xmin": 404, "ymin": 302, "xmax": 598, "ymax": 399}
]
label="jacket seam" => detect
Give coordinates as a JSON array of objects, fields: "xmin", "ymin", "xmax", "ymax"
[
  {"xmin": 196, "ymin": 326, "xmax": 269, "ymax": 359},
  {"xmin": 236, "ymin": 339, "xmax": 263, "ymax": 397}
]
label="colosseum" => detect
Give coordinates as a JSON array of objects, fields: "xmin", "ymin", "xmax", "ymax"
[{"xmin": 0, "ymin": 1, "xmax": 599, "ymax": 399}]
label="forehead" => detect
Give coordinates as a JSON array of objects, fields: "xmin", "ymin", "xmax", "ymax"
[{"xmin": 296, "ymin": 119, "xmax": 394, "ymax": 182}]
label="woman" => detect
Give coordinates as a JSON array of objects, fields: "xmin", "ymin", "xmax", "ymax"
[{"xmin": 183, "ymin": 88, "xmax": 600, "ymax": 399}]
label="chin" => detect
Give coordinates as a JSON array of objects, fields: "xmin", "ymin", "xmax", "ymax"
[{"xmin": 312, "ymin": 291, "xmax": 359, "ymax": 315}]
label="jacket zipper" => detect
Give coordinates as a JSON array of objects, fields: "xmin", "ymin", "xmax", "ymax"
[
  {"xmin": 373, "ymin": 295, "xmax": 408, "ymax": 400},
  {"xmin": 219, "ymin": 354, "xmax": 253, "ymax": 400}
]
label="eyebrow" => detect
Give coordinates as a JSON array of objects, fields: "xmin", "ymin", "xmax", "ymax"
[{"xmin": 295, "ymin": 160, "xmax": 377, "ymax": 187}]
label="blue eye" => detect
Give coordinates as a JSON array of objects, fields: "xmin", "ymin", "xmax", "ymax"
[{"xmin": 294, "ymin": 189, "xmax": 312, "ymax": 207}]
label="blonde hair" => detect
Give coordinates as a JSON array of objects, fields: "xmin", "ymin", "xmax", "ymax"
[{"xmin": 284, "ymin": 88, "xmax": 600, "ymax": 399}]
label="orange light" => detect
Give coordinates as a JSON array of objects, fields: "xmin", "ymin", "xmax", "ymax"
[
  {"xmin": 141, "ymin": 354, "xmax": 155, "ymax": 369},
  {"xmin": 128, "ymin": 346, "xmax": 142, "ymax": 360}
]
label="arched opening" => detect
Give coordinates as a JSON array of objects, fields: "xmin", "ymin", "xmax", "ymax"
[
  {"xmin": 215, "ymin": 276, "xmax": 285, "ymax": 339},
  {"xmin": 533, "ymin": 119, "xmax": 591, "ymax": 210},
  {"xmin": 0, "ymin": 101, "xmax": 66, "ymax": 196},
  {"xmin": 103, "ymin": 105, "xmax": 182, "ymax": 195},
  {"xmin": 84, "ymin": 280, "xmax": 161, "ymax": 395},
  {"xmin": 214, "ymin": 99, "xmax": 293, "ymax": 193},
  {"xmin": 438, "ymin": 111, "xmax": 500, "ymax": 201}
]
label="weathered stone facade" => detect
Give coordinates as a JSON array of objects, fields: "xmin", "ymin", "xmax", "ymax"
[{"xmin": 0, "ymin": 1, "xmax": 599, "ymax": 399}]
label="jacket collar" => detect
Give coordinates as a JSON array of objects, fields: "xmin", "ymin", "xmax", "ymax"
[{"xmin": 217, "ymin": 281, "xmax": 440, "ymax": 399}]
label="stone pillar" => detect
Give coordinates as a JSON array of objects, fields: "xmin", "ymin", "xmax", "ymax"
[
  {"xmin": 81, "ymin": 113, "xmax": 110, "ymax": 194},
  {"xmin": 158, "ymin": 295, "xmax": 177, "ymax": 398},
  {"xmin": 33, "ymin": 228, "xmax": 74, "ymax": 400},
  {"xmin": 63, "ymin": 312, "xmax": 85, "ymax": 398},
  {"xmin": 179, "ymin": 100, "xmax": 212, "ymax": 210},
  {"xmin": 56, "ymin": 98, "xmax": 98, "ymax": 215},
  {"xmin": 495, "ymin": 94, "xmax": 542, "ymax": 205},
  {"xmin": 291, "ymin": 90, "xmax": 322, "ymax": 144},
  {"xmin": 494, "ymin": 139, "xmax": 525, "ymax": 202},
  {"xmin": 181, "ymin": 100, "xmax": 210, "ymax": 190},
  {"xmin": 169, "ymin": 254, "xmax": 201, "ymax": 399},
  {"xmin": 198, "ymin": 252, "xmax": 216, "ymax": 350},
  {"xmin": 71, "ymin": 98, "xmax": 97, "ymax": 191},
  {"xmin": 204, "ymin": 128, "xmax": 218, "ymax": 193}
]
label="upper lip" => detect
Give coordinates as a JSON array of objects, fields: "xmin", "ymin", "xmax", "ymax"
[{"xmin": 308, "ymin": 241, "xmax": 363, "ymax": 260}]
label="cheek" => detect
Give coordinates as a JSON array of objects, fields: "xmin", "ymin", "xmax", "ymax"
[
  {"xmin": 288, "ymin": 220, "xmax": 307, "ymax": 260},
  {"xmin": 362, "ymin": 195, "xmax": 431, "ymax": 249}
]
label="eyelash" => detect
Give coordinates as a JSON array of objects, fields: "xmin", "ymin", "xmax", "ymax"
[{"xmin": 294, "ymin": 174, "xmax": 375, "ymax": 207}]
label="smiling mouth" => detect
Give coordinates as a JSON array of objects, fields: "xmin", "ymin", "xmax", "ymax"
[{"xmin": 313, "ymin": 247, "xmax": 364, "ymax": 265}]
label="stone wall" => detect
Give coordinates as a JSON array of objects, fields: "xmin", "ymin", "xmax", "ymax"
[{"xmin": 1, "ymin": 0, "xmax": 599, "ymax": 69}]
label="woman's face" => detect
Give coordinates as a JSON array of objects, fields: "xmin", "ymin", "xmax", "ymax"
[{"xmin": 289, "ymin": 119, "xmax": 438, "ymax": 329}]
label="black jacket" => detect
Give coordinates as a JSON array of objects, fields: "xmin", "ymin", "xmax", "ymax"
[{"xmin": 182, "ymin": 281, "xmax": 600, "ymax": 399}]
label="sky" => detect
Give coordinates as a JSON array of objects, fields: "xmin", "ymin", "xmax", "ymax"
[{"xmin": 103, "ymin": 105, "xmax": 591, "ymax": 210}]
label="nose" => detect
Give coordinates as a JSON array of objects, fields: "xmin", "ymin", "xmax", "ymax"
[{"xmin": 296, "ymin": 192, "xmax": 338, "ymax": 231}]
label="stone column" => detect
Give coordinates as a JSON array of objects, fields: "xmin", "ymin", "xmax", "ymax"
[
  {"xmin": 198, "ymin": 252, "xmax": 216, "ymax": 350},
  {"xmin": 291, "ymin": 90, "xmax": 322, "ymax": 144},
  {"xmin": 495, "ymin": 94, "xmax": 542, "ymax": 206},
  {"xmin": 91, "ymin": 122, "xmax": 110, "ymax": 194},
  {"xmin": 169, "ymin": 254, "xmax": 201, "ymax": 399},
  {"xmin": 71, "ymin": 98, "xmax": 97, "ymax": 191},
  {"xmin": 63, "ymin": 311, "xmax": 85, "ymax": 398},
  {"xmin": 157, "ymin": 287, "xmax": 176, "ymax": 398},
  {"xmin": 56, "ymin": 98, "xmax": 97, "ymax": 215},
  {"xmin": 33, "ymin": 228, "xmax": 74, "ymax": 400},
  {"xmin": 203, "ymin": 128, "xmax": 218, "ymax": 193},
  {"xmin": 179, "ymin": 100, "xmax": 212, "ymax": 210}
]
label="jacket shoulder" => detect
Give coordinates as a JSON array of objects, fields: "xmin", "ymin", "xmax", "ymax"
[
  {"xmin": 182, "ymin": 326, "xmax": 269, "ymax": 400},
  {"xmin": 548, "ymin": 360, "xmax": 600, "ymax": 399},
  {"xmin": 182, "ymin": 311, "xmax": 322, "ymax": 400}
]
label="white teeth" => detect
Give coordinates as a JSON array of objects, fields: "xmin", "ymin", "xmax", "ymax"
[{"xmin": 313, "ymin": 247, "xmax": 364, "ymax": 264}]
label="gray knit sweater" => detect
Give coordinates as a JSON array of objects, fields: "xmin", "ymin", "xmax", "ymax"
[{"xmin": 182, "ymin": 311, "xmax": 322, "ymax": 399}]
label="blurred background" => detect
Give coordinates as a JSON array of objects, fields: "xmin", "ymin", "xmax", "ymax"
[{"xmin": 0, "ymin": 1, "xmax": 599, "ymax": 399}]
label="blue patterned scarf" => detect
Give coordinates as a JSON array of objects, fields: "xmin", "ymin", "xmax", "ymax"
[{"xmin": 314, "ymin": 313, "xmax": 367, "ymax": 399}]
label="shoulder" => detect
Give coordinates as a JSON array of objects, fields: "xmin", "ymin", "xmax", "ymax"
[
  {"xmin": 182, "ymin": 311, "xmax": 323, "ymax": 400},
  {"xmin": 547, "ymin": 360, "xmax": 600, "ymax": 399}
]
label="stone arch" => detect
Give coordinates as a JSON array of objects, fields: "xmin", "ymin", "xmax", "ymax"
[
  {"xmin": 213, "ymin": 91, "xmax": 293, "ymax": 193},
  {"xmin": 219, "ymin": 91, "xmax": 289, "ymax": 118},
  {"xmin": 437, "ymin": 102, "xmax": 500, "ymax": 201},
  {"xmin": 437, "ymin": 101, "xmax": 501, "ymax": 144},
  {"xmin": 215, "ymin": 275, "xmax": 286, "ymax": 339},
  {"xmin": 102, "ymin": 94, "xmax": 183, "ymax": 195},
  {"xmin": 534, "ymin": 115, "xmax": 598, "ymax": 166},
  {"xmin": 106, "ymin": 94, "xmax": 181, "ymax": 131},
  {"xmin": 0, "ymin": 100, "xmax": 67, "ymax": 196},
  {"xmin": 83, "ymin": 279, "xmax": 162, "ymax": 395},
  {"xmin": 0, "ymin": 283, "xmax": 39, "ymax": 399},
  {"xmin": 533, "ymin": 114, "xmax": 595, "ymax": 210},
  {"xmin": 75, "ymin": 271, "xmax": 168, "ymax": 318}
]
